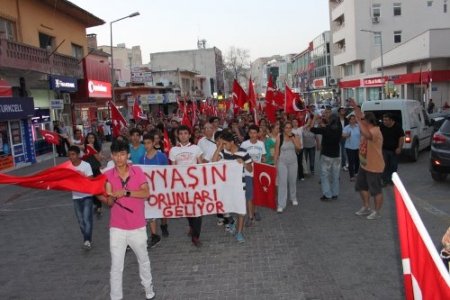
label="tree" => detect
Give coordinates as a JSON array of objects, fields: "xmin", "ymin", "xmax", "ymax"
[{"xmin": 225, "ymin": 46, "xmax": 250, "ymax": 80}]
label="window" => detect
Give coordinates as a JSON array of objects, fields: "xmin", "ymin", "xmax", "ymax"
[
  {"xmin": 0, "ymin": 17, "xmax": 16, "ymax": 41},
  {"xmin": 71, "ymin": 43, "xmax": 84, "ymax": 60},
  {"xmin": 372, "ymin": 4, "xmax": 381, "ymax": 17},
  {"xmin": 39, "ymin": 32, "xmax": 54, "ymax": 50},
  {"xmin": 344, "ymin": 64, "xmax": 354, "ymax": 76},
  {"xmin": 374, "ymin": 32, "xmax": 382, "ymax": 46},
  {"xmin": 445, "ymin": 1, "xmax": 448, "ymax": 13},
  {"xmin": 394, "ymin": 30, "xmax": 402, "ymax": 43},
  {"xmin": 360, "ymin": 61, "xmax": 365, "ymax": 74},
  {"xmin": 393, "ymin": 3, "xmax": 402, "ymax": 16},
  {"xmin": 427, "ymin": 1, "xmax": 433, "ymax": 7}
]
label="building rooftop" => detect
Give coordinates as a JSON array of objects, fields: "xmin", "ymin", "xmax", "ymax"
[{"xmin": 42, "ymin": 0, "xmax": 105, "ymax": 28}]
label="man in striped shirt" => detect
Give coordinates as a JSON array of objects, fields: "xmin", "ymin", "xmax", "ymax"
[{"xmin": 212, "ymin": 131, "xmax": 252, "ymax": 243}]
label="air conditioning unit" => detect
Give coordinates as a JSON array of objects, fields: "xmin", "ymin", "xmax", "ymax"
[
  {"xmin": 62, "ymin": 93, "xmax": 71, "ymax": 104},
  {"xmin": 329, "ymin": 78, "xmax": 338, "ymax": 86},
  {"xmin": 372, "ymin": 16, "xmax": 379, "ymax": 24}
]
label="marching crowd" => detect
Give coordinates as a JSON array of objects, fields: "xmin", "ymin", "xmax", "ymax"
[{"xmin": 61, "ymin": 98, "xmax": 410, "ymax": 300}]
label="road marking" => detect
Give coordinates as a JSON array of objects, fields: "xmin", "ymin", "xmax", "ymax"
[
  {"xmin": 409, "ymin": 194, "xmax": 449, "ymax": 219},
  {"xmin": 0, "ymin": 203, "xmax": 72, "ymax": 212}
]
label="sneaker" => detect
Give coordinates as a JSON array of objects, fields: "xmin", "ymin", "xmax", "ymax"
[
  {"xmin": 277, "ymin": 207, "xmax": 283, "ymax": 213},
  {"xmin": 254, "ymin": 212, "xmax": 262, "ymax": 221},
  {"xmin": 191, "ymin": 237, "xmax": 202, "ymax": 247},
  {"xmin": 350, "ymin": 177, "xmax": 356, "ymax": 182},
  {"xmin": 160, "ymin": 224, "xmax": 169, "ymax": 237},
  {"xmin": 83, "ymin": 240, "xmax": 91, "ymax": 250},
  {"xmin": 217, "ymin": 218, "xmax": 225, "ymax": 226},
  {"xmin": 366, "ymin": 211, "xmax": 381, "ymax": 220},
  {"xmin": 292, "ymin": 200, "xmax": 298, "ymax": 206},
  {"xmin": 332, "ymin": 195, "xmax": 338, "ymax": 200},
  {"xmin": 146, "ymin": 290, "xmax": 156, "ymax": 300},
  {"xmin": 245, "ymin": 218, "xmax": 254, "ymax": 227},
  {"xmin": 149, "ymin": 234, "xmax": 161, "ymax": 249},
  {"xmin": 343, "ymin": 166, "xmax": 348, "ymax": 171},
  {"xmin": 235, "ymin": 232, "xmax": 245, "ymax": 243},
  {"xmin": 300, "ymin": 177, "xmax": 305, "ymax": 181},
  {"xmin": 355, "ymin": 207, "xmax": 372, "ymax": 216},
  {"xmin": 225, "ymin": 222, "xmax": 236, "ymax": 234},
  {"xmin": 320, "ymin": 195, "xmax": 331, "ymax": 201}
]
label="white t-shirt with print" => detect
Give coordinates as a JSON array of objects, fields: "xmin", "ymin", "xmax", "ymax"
[
  {"xmin": 69, "ymin": 160, "xmax": 93, "ymax": 199},
  {"xmin": 169, "ymin": 143, "xmax": 203, "ymax": 165},
  {"xmin": 240, "ymin": 139, "xmax": 266, "ymax": 177},
  {"xmin": 197, "ymin": 136, "xmax": 217, "ymax": 162}
]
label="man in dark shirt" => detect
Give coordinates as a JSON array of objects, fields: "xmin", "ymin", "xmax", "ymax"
[
  {"xmin": 311, "ymin": 114, "xmax": 343, "ymax": 200},
  {"xmin": 380, "ymin": 113, "xmax": 404, "ymax": 185}
]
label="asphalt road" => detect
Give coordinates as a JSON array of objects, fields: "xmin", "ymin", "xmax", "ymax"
[{"xmin": 0, "ymin": 149, "xmax": 448, "ymax": 300}]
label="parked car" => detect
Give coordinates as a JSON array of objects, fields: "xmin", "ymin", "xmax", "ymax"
[
  {"xmin": 429, "ymin": 111, "xmax": 450, "ymax": 132},
  {"xmin": 362, "ymin": 99, "xmax": 434, "ymax": 161},
  {"xmin": 430, "ymin": 116, "xmax": 450, "ymax": 181}
]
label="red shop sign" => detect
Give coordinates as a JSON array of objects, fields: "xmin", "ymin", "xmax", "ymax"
[
  {"xmin": 87, "ymin": 80, "xmax": 111, "ymax": 98},
  {"xmin": 363, "ymin": 77, "xmax": 385, "ymax": 87}
]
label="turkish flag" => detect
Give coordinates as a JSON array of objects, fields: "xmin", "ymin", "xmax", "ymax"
[
  {"xmin": 265, "ymin": 75, "xmax": 277, "ymax": 124},
  {"xmin": 109, "ymin": 101, "xmax": 128, "ymax": 137},
  {"xmin": 133, "ymin": 97, "xmax": 147, "ymax": 121},
  {"xmin": 285, "ymin": 83, "xmax": 306, "ymax": 114},
  {"xmin": 163, "ymin": 129, "xmax": 172, "ymax": 155},
  {"xmin": 247, "ymin": 78, "xmax": 257, "ymax": 110},
  {"xmin": 181, "ymin": 102, "xmax": 192, "ymax": 129},
  {"xmin": 0, "ymin": 164, "xmax": 107, "ymax": 195},
  {"xmin": 253, "ymin": 162, "xmax": 277, "ymax": 210},
  {"xmin": 40, "ymin": 129, "xmax": 60, "ymax": 145},
  {"xmin": 393, "ymin": 173, "xmax": 450, "ymax": 299},
  {"xmin": 274, "ymin": 90, "xmax": 285, "ymax": 108},
  {"xmin": 82, "ymin": 144, "xmax": 98, "ymax": 160},
  {"xmin": 232, "ymin": 79, "xmax": 247, "ymax": 109}
]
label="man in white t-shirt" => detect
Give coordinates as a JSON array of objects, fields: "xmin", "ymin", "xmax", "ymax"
[
  {"xmin": 68, "ymin": 145, "xmax": 94, "ymax": 250},
  {"xmin": 168, "ymin": 125, "xmax": 204, "ymax": 247},
  {"xmin": 197, "ymin": 122, "xmax": 217, "ymax": 162},
  {"xmin": 240, "ymin": 124, "xmax": 266, "ymax": 225}
]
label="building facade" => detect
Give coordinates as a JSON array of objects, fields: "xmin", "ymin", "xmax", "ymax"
[
  {"xmin": 329, "ymin": 0, "xmax": 450, "ymax": 105},
  {"xmin": 150, "ymin": 47, "xmax": 224, "ymax": 98},
  {"xmin": 0, "ymin": 0, "xmax": 104, "ymax": 170}
]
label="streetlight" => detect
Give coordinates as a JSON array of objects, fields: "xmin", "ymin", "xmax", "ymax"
[
  {"xmin": 361, "ymin": 29, "xmax": 385, "ymax": 99},
  {"xmin": 110, "ymin": 12, "xmax": 140, "ymax": 102}
]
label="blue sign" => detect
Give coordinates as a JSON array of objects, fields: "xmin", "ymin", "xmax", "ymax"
[
  {"xmin": 0, "ymin": 97, "xmax": 35, "ymax": 121},
  {"xmin": 49, "ymin": 75, "xmax": 78, "ymax": 93}
]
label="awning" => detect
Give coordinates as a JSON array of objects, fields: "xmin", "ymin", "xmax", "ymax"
[{"xmin": 0, "ymin": 79, "xmax": 13, "ymax": 97}]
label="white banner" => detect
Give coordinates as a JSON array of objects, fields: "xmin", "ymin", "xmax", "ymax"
[{"xmin": 140, "ymin": 161, "xmax": 246, "ymax": 218}]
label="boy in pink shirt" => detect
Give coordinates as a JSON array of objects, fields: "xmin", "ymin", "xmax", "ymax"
[{"xmin": 103, "ymin": 140, "xmax": 155, "ymax": 300}]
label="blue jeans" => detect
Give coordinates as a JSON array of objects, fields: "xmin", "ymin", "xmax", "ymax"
[
  {"xmin": 303, "ymin": 147, "xmax": 316, "ymax": 173},
  {"xmin": 340, "ymin": 140, "xmax": 347, "ymax": 167},
  {"xmin": 320, "ymin": 155, "xmax": 341, "ymax": 198},
  {"xmin": 73, "ymin": 196, "xmax": 94, "ymax": 242}
]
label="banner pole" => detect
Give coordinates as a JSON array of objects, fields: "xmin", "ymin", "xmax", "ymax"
[{"xmin": 52, "ymin": 144, "xmax": 56, "ymax": 166}]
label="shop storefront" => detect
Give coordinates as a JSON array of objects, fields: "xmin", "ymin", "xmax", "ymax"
[{"xmin": 0, "ymin": 97, "xmax": 36, "ymax": 172}]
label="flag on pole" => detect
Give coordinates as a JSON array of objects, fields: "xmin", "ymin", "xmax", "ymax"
[
  {"xmin": 109, "ymin": 101, "xmax": 128, "ymax": 137},
  {"xmin": 162, "ymin": 129, "xmax": 172, "ymax": 155},
  {"xmin": 285, "ymin": 83, "xmax": 306, "ymax": 114},
  {"xmin": 133, "ymin": 97, "xmax": 147, "ymax": 121},
  {"xmin": 392, "ymin": 173, "xmax": 450, "ymax": 299},
  {"xmin": 253, "ymin": 162, "xmax": 277, "ymax": 210},
  {"xmin": 232, "ymin": 79, "xmax": 247, "ymax": 109},
  {"xmin": 247, "ymin": 77, "xmax": 257, "ymax": 110},
  {"xmin": 40, "ymin": 129, "xmax": 60, "ymax": 145},
  {"xmin": 265, "ymin": 76, "xmax": 278, "ymax": 124}
]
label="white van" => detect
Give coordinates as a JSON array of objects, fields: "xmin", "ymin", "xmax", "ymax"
[{"xmin": 361, "ymin": 99, "xmax": 433, "ymax": 161}]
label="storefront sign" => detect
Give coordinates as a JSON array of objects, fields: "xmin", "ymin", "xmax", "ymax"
[
  {"xmin": 50, "ymin": 99, "xmax": 64, "ymax": 110},
  {"xmin": 312, "ymin": 77, "xmax": 326, "ymax": 89},
  {"xmin": 362, "ymin": 77, "xmax": 386, "ymax": 87},
  {"xmin": 0, "ymin": 97, "xmax": 35, "ymax": 121},
  {"xmin": 87, "ymin": 80, "xmax": 111, "ymax": 98},
  {"xmin": 49, "ymin": 75, "xmax": 78, "ymax": 93}
]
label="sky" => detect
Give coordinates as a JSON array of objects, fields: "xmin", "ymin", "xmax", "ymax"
[{"xmin": 71, "ymin": 0, "xmax": 330, "ymax": 64}]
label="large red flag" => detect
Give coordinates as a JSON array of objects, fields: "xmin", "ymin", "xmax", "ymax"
[
  {"xmin": 393, "ymin": 173, "xmax": 450, "ymax": 299},
  {"xmin": 163, "ymin": 129, "xmax": 172, "ymax": 155},
  {"xmin": 232, "ymin": 79, "xmax": 247, "ymax": 109},
  {"xmin": 0, "ymin": 164, "xmax": 107, "ymax": 195},
  {"xmin": 133, "ymin": 97, "xmax": 147, "ymax": 121},
  {"xmin": 181, "ymin": 101, "xmax": 192, "ymax": 129},
  {"xmin": 285, "ymin": 83, "xmax": 306, "ymax": 114},
  {"xmin": 253, "ymin": 162, "xmax": 277, "ymax": 210},
  {"xmin": 40, "ymin": 129, "xmax": 60, "ymax": 145},
  {"xmin": 247, "ymin": 78, "xmax": 257, "ymax": 110},
  {"xmin": 109, "ymin": 101, "xmax": 128, "ymax": 137}
]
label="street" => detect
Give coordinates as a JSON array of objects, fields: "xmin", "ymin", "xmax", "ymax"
[{"xmin": 0, "ymin": 150, "xmax": 449, "ymax": 300}]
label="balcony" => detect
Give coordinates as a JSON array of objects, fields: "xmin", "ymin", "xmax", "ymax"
[{"xmin": 0, "ymin": 38, "xmax": 82, "ymax": 78}]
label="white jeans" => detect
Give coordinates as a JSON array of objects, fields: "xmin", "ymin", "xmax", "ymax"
[{"xmin": 110, "ymin": 227, "xmax": 154, "ymax": 300}]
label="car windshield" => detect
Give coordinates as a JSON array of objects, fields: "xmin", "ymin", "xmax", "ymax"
[{"xmin": 439, "ymin": 119, "xmax": 450, "ymax": 134}]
